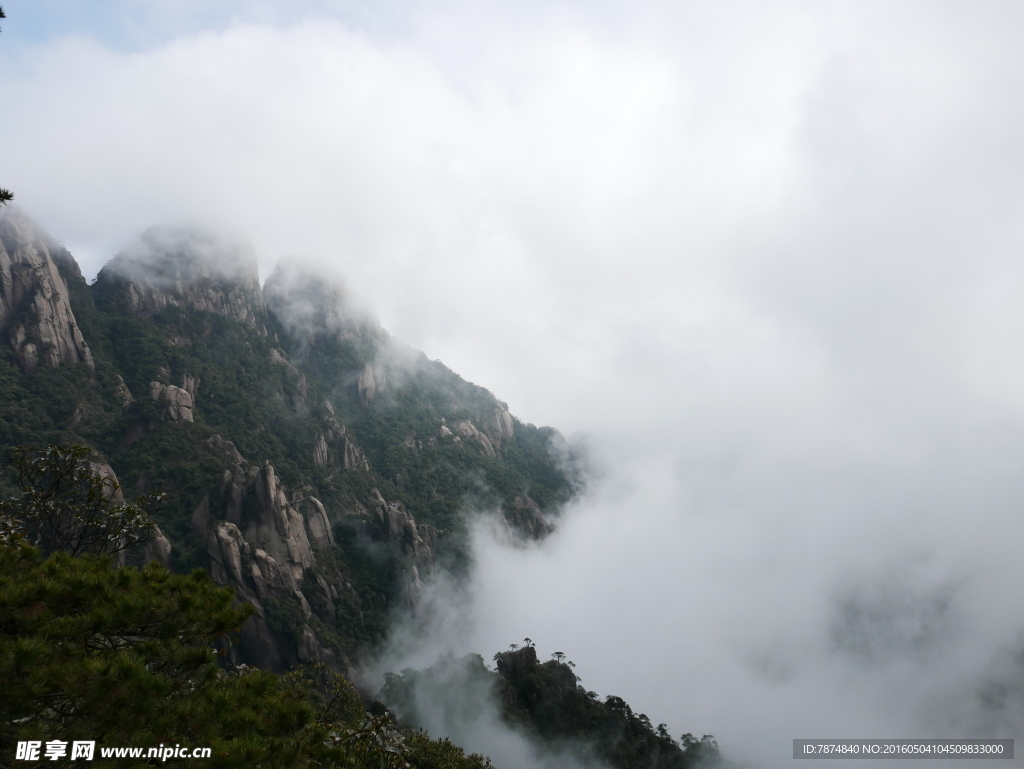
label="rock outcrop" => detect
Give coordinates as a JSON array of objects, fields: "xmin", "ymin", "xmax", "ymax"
[
  {"xmin": 301, "ymin": 497, "xmax": 334, "ymax": 549},
  {"xmin": 315, "ymin": 404, "xmax": 367, "ymax": 471},
  {"xmin": 0, "ymin": 209, "xmax": 94, "ymax": 373},
  {"xmin": 194, "ymin": 436, "xmax": 346, "ymax": 671},
  {"xmin": 366, "ymin": 488, "xmax": 437, "ymax": 609},
  {"xmin": 451, "ymin": 419, "xmax": 497, "ymax": 457},
  {"xmin": 206, "ymin": 510, "xmax": 338, "ymax": 671},
  {"xmin": 246, "ymin": 461, "xmax": 315, "ymax": 583},
  {"xmin": 98, "ymin": 225, "xmax": 268, "ymax": 331},
  {"xmin": 486, "ymin": 404, "xmax": 515, "ymax": 442},
  {"xmin": 150, "ymin": 382, "xmax": 195, "ymax": 422},
  {"xmin": 143, "ymin": 524, "xmax": 173, "ymax": 566}
]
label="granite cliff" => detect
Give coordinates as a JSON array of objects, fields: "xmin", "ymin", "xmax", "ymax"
[{"xmin": 0, "ymin": 209, "xmax": 94, "ymax": 373}]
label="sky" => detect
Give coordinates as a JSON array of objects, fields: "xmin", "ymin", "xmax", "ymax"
[{"xmin": 4, "ymin": 1, "xmax": 1024, "ymax": 766}]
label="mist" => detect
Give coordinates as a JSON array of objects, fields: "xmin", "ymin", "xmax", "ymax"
[{"xmin": 4, "ymin": 1, "xmax": 1024, "ymax": 766}]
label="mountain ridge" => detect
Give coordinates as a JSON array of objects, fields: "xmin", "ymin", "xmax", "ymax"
[{"xmin": 0, "ymin": 207, "xmax": 578, "ymax": 673}]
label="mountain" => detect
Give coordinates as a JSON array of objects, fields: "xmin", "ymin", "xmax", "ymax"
[{"xmin": 0, "ymin": 208, "xmax": 579, "ymax": 673}]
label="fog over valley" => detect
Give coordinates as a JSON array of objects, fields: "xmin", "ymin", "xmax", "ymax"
[{"xmin": 3, "ymin": 2, "xmax": 1024, "ymax": 767}]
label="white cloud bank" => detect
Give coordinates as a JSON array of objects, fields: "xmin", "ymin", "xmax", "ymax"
[{"xmin": 5, "ymin": 1, "xmax": 1024, "ymax": 766}]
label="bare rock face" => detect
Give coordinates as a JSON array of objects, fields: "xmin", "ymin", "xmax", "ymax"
[
  {"xmin": 487, "ymin": 404, "xmax": 515, "ymax": 442},
  {"xmin": 143, "ymin": 524, "xmax": 173, "ymax": 566},
  {"xmin": 245, "ymin": 461, "xmax": 315, "ymax": 584},
  {"xmin": 0, "ymin": 209, "xmax": 94, "ymax": 373},
  {"xmin": 98, "ymin": 225, "xmax": 268, "ymax": 332},
  {"xmin": 149, "ymin": 382, "xmax": 194, "ymax": 422},
  {"xmin": 297, "ymin": 624, "xmax": 340, "ymax": 667},
  {"xmin": 251, "ymin": 548, "xmax": 311, "ymax": 618},
  {"xmin": 301, "ymin": 497, "xmax": 334, "ymax": 549},
  {"xmin": 206, "ymin": 518, "xmax": 337, "ymax": 672},
  {"xmin": 451, "ymin": 419, "xmax": 497, "ymax": 458},
  {"xmin": 207, "ymin": 521, "xmax": 250, "ymax": 587},
  {"xmin": 191, "ymin": 439, "xmax": 350, "ymax": 671},
  {"xmin": 313, "ymin": 411, "xmax": 367, "ymax": 471}
]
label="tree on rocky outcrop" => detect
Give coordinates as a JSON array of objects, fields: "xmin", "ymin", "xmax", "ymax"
[
  {"xmin": 0, "ymin": 445, "xmax": 162, "ymax": 556},
  {"xmin": 485, "ymin": 645, "xmax": 720, "ymax": 768}
]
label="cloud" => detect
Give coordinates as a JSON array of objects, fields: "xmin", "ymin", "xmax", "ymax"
[{"xmin": 5, "ymin": 2, "xmax": 1024, "ymax": 765}]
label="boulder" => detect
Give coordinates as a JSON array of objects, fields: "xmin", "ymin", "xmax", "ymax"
[{"xmin": 149, "ymin": 382, "xmax": 194, "ymax": 422}]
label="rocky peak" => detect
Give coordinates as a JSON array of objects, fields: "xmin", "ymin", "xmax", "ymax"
[
  {"xmin": 98, "ymin": 226, "xmax": 268, "ymax": 331},
  {"xmin": 0, "ymin": 209, "xmax": 94, "ymax": 373}
]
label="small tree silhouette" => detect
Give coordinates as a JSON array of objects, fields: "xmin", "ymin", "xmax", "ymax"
[{"xmin": 551, "ymin": 651, "xmax": 565, "ymax": 663}]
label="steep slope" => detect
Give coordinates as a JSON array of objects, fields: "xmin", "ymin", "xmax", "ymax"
[{"xmin": 0, "ymin": 209, "xmax": 579, "ymax": 674}]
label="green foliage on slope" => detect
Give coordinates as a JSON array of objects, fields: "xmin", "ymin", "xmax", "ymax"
[{"xmin": 0, "ymin": 543, "xmax": 494, "ymax": 768}]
